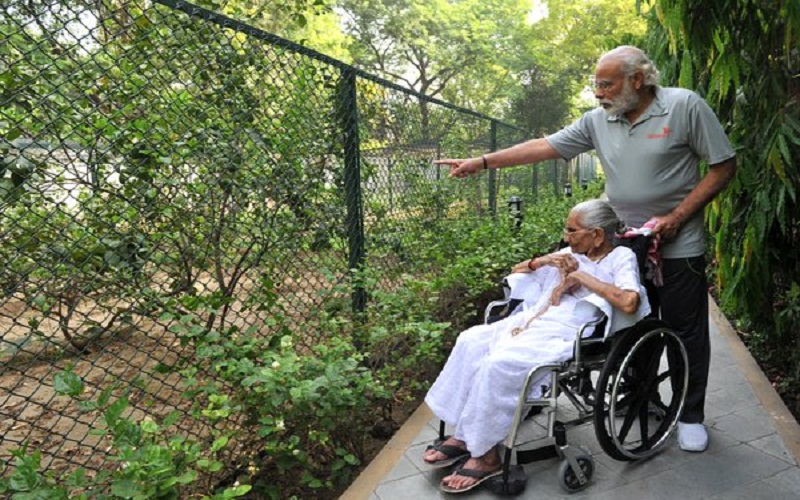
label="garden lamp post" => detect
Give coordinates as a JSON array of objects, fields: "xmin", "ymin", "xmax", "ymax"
[{"xmin": 508, "ymin": 196, "xmax": 523, "ymax": 232}]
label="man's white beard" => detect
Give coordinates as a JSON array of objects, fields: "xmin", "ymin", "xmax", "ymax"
[{"xmin": 600, "ymin": 80, "xmax": 640, "ymax": 117}]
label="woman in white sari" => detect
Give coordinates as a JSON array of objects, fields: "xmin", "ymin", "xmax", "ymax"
[{"xmin": 423, "ymin": 199, "xmax": 650, "ymax": 493}]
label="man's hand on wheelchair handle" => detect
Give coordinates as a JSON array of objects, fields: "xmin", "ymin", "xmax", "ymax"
[{"xmin": 650, "ymin": 212, "xmax": 684, "ymax": 240}]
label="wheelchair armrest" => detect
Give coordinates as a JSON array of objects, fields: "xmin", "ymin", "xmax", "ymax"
[
  {"xmin": 572, "ymin": 315, "xmax": 608, "ymax": 366},
  {"xmin": 484, "ymin": 298, "xmax": 523, "ymax": 324},
  {"xmin": 483, "ymin": 277, "xmax": 512, "ymax": 324}
]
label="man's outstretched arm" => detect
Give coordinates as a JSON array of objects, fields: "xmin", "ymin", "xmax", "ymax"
[{"xmin": 434, "ymin": 138, "xmax": 563, "ymax": 178}]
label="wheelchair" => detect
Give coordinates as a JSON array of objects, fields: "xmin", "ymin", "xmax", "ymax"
[{"xmin": 432, "ymin": 237, "xmax": 689, "ymax": 495}]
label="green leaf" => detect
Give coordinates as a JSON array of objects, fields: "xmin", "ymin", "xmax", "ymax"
[
  {"xmin": 111, "ymin": 479, "xmax": 140, "ymax": 498},
  {"xmin": 776, "ymin": 133, "xmax": 792, "ymax": 167},
  {"xmin": 78, "ymin": 400, "xmax": 97, "ymax": 412},
  {"xmin": 767, "ymin": 142, "xmax": 787, "ymax": 182},
  {"xmin": 163, "ymin": 411, "xmax": 181, "ymax": 427},
  {"xmin": 216, "ymin": 484, "xmax": 252, "ymax": 499},
  {"xmin": 97, "ymin": 386, "xmax": 115, "ymax": 407},
  {"xmin": 175, "ymin": 469, "xmax": 197, "ymax": 484},
  {"xmin": 105, "ymin": 397, "xmax": 129, "ymax": 426},
  {"xmin": 678, "ymin": 49, "xmax": 693, "ymax": 89},
  {"xmin": 140, "ymin": 419, "xmax": 159, "ymax": 433},
  {"xmin": 6, "ymin": 127, "xmax": 22, "ymax": 141},
  {"xmin": 53, "ymin": 371, "xmax": 84, "ymax": 397},
  {"xmin": 9, "ymin": 465, "xmax": 40, "ymax": 491},
  {"xmin": 65, "ymin": 468, "xmax": 87, "ymax": 488},
  {"xmin": 210, "ymin": 436, "xmax": 228, "ymax": 453}
]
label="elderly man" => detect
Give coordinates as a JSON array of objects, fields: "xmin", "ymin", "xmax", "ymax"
[{"xmin": 437, "ymin": 45, "xmax": 736, "ymax": 453}]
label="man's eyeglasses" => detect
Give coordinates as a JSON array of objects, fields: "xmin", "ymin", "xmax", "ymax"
[{"xmin": 593, "ymin": 79, "xmax": 615, "ymax": 91}]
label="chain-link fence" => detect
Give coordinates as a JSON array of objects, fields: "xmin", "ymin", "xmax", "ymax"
[{"xmin": 1, "ymin": 0, "xmax": 595, "ymax": 489}]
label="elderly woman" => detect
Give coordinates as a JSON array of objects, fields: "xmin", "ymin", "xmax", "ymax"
[{"xmin": 423, "ymin": 199, "xmax": 650, "ymax": 493}]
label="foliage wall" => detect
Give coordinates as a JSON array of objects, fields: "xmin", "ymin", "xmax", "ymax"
[{"xmin": 643, "ymin": 0, "xmax": 800, "ymax": 386}]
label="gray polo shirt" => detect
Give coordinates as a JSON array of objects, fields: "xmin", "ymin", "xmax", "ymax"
[{"xmin": 546, "ymin": 86, "xmax": 735, "ymax": 259}]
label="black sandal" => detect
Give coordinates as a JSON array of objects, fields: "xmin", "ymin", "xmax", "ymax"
[
  {"xmin": 423, "ymin": 441, "xmax": 470, "ymax": 469},
  {"xmin": 440, "ymin": 462, "xmax": 503, "ymax": 493}
]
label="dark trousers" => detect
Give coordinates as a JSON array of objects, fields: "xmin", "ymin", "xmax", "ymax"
[{"xmin": 645, "ymin": 256, "xmax": 710, "ymax": 424}]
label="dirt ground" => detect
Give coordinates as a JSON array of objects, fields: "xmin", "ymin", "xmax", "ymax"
[
  {"xmin": 0, "ymin": 264, "xmax": 349, "ymax": 484},
  {"xmin": 0, "ymin": 314, "xmax": 195, "ymax": 475}
]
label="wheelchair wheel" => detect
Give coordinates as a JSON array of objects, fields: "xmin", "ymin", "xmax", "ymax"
[
  {"xmin": 593, "ymin": 319, "xmax": 688, "ymax": 461},
  {"xmin": 557, "ymin": 453, "xmax": 593, "ymax": 493}
]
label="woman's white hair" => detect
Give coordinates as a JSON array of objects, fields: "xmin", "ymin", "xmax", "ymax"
[
  {"xmin": 600, "ymin": 45, "xmax": 660, "ymax": 87},
  {"xmin": 570, "ymin": 199, "xmax": 624, "ymax": 241}
]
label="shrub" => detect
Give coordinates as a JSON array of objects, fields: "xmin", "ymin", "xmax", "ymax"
[{"xmin": 0, "ymin": 370, "xmax": 251, "ymax": 500}]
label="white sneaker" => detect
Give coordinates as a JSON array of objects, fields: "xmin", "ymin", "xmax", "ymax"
[{"xmin": 677, "ymin": 422, "xmax": 708, "ymax": 452}]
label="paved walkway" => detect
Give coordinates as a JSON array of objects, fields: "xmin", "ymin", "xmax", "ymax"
[{"xmin": 342, "ymin": 298, "xmax": 800, "ymax": 499}]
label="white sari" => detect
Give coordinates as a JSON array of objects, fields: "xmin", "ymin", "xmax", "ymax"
[{"xmin": 424, "ymin": 246, "xmax": 650, "ymax": 456}]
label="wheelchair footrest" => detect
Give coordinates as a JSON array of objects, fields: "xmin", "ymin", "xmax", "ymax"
[{"xmin": 485, "ymin": 464, "xmax": 527, "ymax": 496}]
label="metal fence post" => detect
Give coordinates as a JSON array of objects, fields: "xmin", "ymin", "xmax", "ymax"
[
  {"xmin": 338, "ymin": 68, "xmax": 366, "ymax": 315},
  {"xmin": 488, "ymin": 120, "xmax": 498, "ymax": 216}
]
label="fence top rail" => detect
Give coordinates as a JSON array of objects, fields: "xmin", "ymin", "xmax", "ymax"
[{"xmin": 154, "ymin": 0, "xmax": 526, "ymax": 133}]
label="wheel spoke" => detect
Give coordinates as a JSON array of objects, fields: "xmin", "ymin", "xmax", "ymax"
[
  {"xmin": 639, "ymin": 339, "xmax": 665, "ymax": 384},
  {"xmin": 653, "ymin": 370, "xmax": 670, "ymax": 385},
  {"xmin": 650, "ymin": 395, "xmax": 668, "ymax": 413},
  {"xmin": 638, "ymin": 398, "xmax": 650, "ymax": 440},
  {"xmin": 617, "ymin": 390, "xmax": 647, "ymax": 443},
  {"xmin": 595, "ymin": 325, "xmax": 688, "ymax": 461}
]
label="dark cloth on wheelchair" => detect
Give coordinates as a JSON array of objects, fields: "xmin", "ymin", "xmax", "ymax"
[{"xmin": 615, "ymin": 229, "xmax": 663, "ymax": 286}]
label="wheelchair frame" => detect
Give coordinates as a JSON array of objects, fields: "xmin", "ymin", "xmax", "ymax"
[{"xmin": 435, "ymin": 273, "xmax": 690, "ymax": 495}]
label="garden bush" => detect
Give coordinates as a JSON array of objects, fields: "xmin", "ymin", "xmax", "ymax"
[{"xmin": 1, "ymin": 183, "xmax": 601, "ymax": 498}]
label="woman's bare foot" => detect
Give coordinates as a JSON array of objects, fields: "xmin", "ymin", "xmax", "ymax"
[
  {"xmin": 422, "ymin": 437, "xmax": 467, "ymax": 464},
  {"xmin": 441, "ymin": 448, "xmax": 502, "ymax": 492}
]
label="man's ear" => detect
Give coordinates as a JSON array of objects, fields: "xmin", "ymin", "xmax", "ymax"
[{"xmin": 632, "ymin": 70, "xmax": 644, "ymax": 90}]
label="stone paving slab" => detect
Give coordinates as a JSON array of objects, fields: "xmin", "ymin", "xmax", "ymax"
[{"xmin": 342, "ymin": 298, "xmax": 800, "ymax": 499}]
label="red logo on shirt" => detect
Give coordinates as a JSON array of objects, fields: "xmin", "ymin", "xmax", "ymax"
[{"xmin": 647, "ymin": 127, "xmax": 671, "ymax": 139}]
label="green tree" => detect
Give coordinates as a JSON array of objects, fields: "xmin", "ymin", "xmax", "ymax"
[
  {"xmin": 643, "ymin": 0, "xmax": 800, "ymax": 371},
  {"xmin": 508, "ymin": 0, "xmax": 645, "ymax": 132},
  {"xmin": 337, "ymin": 0, "xmax": 533, "ymax": 111},
  {"xmin": 1, "ymin": 0, "xmax": 352, "ymax": 344},
  {"xmin": 643, "ymin": 0, "xmax": 800, "ymax": 316},
  {"xmin": 508, "ymin": 64, "xmax": 574, "ymax": 137},
  {"xmin": 527, "ymin": 0, "xmax": 647, "ymax": 76},
  {"xmin": 206, "ymin": 0, "xmax": 352, "ymax": 58}
]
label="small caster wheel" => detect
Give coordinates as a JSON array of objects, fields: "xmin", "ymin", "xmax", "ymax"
[{"xmin": 558, "ymin": 454, "xmax": 593, "ymax": 493}]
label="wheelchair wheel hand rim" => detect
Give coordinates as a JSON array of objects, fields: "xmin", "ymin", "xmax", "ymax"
[{"xmin": 607, "ymin": 329, "xmax": 689, "ymax": 459}]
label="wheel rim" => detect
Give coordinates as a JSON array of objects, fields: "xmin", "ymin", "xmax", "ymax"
[
  {"xmin": 606, "ymin": 328, "xmax": 688, "ymax": 459},
  {"xmin": 561, "ymin": 456, "xmax": 593, "ymax": 491}
]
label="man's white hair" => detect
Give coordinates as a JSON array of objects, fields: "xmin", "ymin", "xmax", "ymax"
[{"xmin": 600, "ymin": 46, "xmax": 660, "ymax": 87}]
